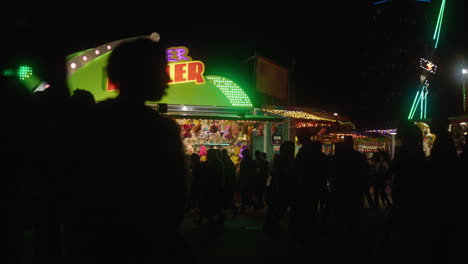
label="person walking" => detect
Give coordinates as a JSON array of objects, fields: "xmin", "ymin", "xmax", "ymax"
[
  {"xmin": 76, "ymin": 38, "xmax": 192, "ymax": 263},
  {"xmin": 263, "ymin": 141, "xmax": 297, "ymax": 235}
]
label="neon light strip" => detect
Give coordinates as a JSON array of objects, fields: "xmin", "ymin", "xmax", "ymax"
[
  {"xmin": 433, "ymin": 0, "xmax": 446, "ymax": 49},
  {"xmin": 372, "ymin": 0, "xmax": 391, "ymax": 4},
  {"xmin": 433, "ymin": 0, "xmax": 443, "ymax": 39},
  {"xmin": 409, "ymin": 95, "xmax": 422, "ymax": 120},
  {"xmin": 408, "ymin": 90, "xmax": 421, "ymax": 119},
  {"xmin": 424, "ymin": 92, "xmax": 427, "ymax": 119},
  {"xmin": 420, "ymin": 92, "xmax": 425, "ymax": 119},
  {"xmin": 434, "ymin": 0, "xmax": 445, "ymax": 49}
]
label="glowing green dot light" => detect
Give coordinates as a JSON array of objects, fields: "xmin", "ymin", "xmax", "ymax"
[
  {"xmin": 206, "ymin": 76, "xmax": 253, "ymax": 107},
  {"xmin": 17, "ymin": 65, "xmax": 33, "ymax": 80}
]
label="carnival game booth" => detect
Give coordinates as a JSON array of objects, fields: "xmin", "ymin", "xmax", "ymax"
[
  {"xmin": 65, "ymin": 34, "xmax": 284, "ymax": 164},
  {"xmin": 260, "ymin": 106, "xmax": 356, "ymax": 155}
]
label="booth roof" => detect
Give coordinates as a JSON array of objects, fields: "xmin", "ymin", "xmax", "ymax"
[{"xmin": 165, "ymin": 112, "xmax": 284, "ymax": 122}]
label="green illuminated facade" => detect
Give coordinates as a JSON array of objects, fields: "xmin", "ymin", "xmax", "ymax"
[{"xmin": 66, "ymin": 40, "xmax": 253, "ymax": 108}]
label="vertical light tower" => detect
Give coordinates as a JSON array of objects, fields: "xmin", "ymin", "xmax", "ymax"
[{"xmin": 408, "ymin": 0, "xmax": 446, "ymax": 120}]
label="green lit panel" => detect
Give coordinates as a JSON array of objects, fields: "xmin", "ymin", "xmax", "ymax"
[
  {"xmin": 17, "ymin": 65, "xmax": 33, "ymax": 80},
  {"xmin": 206, "ymin": 76, "xmax": 252, "ymax": 107},
  {"xmin": 2, "ymin": 68, "xmax": 15, "ymax": 77}
]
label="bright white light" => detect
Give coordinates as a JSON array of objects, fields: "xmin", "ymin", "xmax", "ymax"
[
  {"xmin": 70, "ymin": 63, "xmax": 77, "ymax": 69},
  {"xmin": 461, "ymin": 122, "xmax": 467, "ymax": 125},
  {"xmin": 34, "ymin": 82, "xmax": 50, "ymax": 92},
  {"xmin": 390, "ymin": 132, "xmax": 397, "ymax": 135},
  {"xmin": 462, "ymin": 69, "xmax": 468, "ymax": 74},
  {"xmin": 95, "ymin": 50, "xmax": 100, "ymax": 55},
  {"xmin": 181, "ymin": 106, "xmax": 188, "ymax": 111},
  {"xmin": 82, "ymin": 56, "xmax": 88, "ymax": 61},
  {"xmin": 333, "ymin": 113, "xmax": 338, "ymax": 116},
  {"xmin": 107, "ymin": 45, "xmax": 111, "ymax": 50}
]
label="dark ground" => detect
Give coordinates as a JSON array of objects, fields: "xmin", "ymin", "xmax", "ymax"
[{"xmin": 180, "ymin": 200, "xmax": 402, "ymax": 264}]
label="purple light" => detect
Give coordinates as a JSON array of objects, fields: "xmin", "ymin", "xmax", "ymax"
[{"xmin": 167, "ymin": 48, "xmax": 190, "ymax": 62}]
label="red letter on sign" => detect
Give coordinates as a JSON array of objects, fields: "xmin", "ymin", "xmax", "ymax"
[
  {"xmin": 174, "ymin": 63, "xmax": 187, "ymax": 83},
  {"xmin": 187, "ymin": 62, "xmax": 205, "ymax": 84}
]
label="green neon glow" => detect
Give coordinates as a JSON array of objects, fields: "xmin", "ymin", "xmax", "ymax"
[
  {"xmin": 408, "ymin": 90, "xmax": 421, "ymax": 119},
  {"xmin": 435, "ymin": 1, "xmax": 445, "ymax": 48},
  {"xmin": 433, "ymin": 0, "xmax": 446, "ymax": 49},
  {"xmin": 206, "ymin": 76, "xmax": 253, "ymax": 107},
  {"xmin": 420, "ymin": 93, "xmax": 425, "ymax": 119},
  {"xmin": 423, "ymin": 93, "xmax": 427, "ymax": 119},
  {"xmin": 17, "ymin": 65, "xmax": 33, "ymax": 80},
  {"xmin": 2, "ymin": 68, "xmax": 15, "ymax": 76},
  {"xmin": 409, "ymin": 91, "xmax": 422, "ymax": 120},
  {"xmin": 433, "ymin": 0, "xmax": 444, "ymax": 39}
]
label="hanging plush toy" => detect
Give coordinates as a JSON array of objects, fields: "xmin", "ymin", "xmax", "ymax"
[
  {"xmin": 185, "ymin": 144, "xmax": 194, "ymax": 155},
  {"xmin": 257, "ymin": 123, "xmax": 264, "ymax": 136},
  {"xmin": 209, "ymin": 122, "xmax": 218, "ymax": 133},
  {"xmin": 271, "ymin": 124, "xmax": 278, "ymax": 135},
  {"xmin": 191, "ymin": 119, "xmax": 202, "ymax": 136},
  {"xmin": 247, "ymin": 125, "xmax": 254, "ymax": 140},
  {"xmin": 181, "ymin": 120, "xmax": 192, "ymax": 138},
  {"xmin": 198, "ymin": 144, "xmax": 207, "ymax": 157},
  {"xmin": 242, "ymin": 124, "xmax": 249, "ymax": 135},
  {"xmin": 231, "ymin": 124, "xmax": 239, "ymax": 139},
  {"xmin": 224, "ymin": 125, "xmax": 232, "ymax": 140}
]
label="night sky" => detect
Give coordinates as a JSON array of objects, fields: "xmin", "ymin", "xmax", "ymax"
[{"xmin": 3, "ymin": 1, "xmax": 468, "ymax": 129}]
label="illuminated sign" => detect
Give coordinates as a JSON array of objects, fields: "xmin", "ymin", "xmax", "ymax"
[
  {"xmin": 106, "ymin": 46, "xmax": 206, "ymax": 91},
  {"xmin": 166, "ymin": 46, "xmax": 205, "ymax": 85},
  {"xmin": 420, "ymin": 58, "xmax": 437, "ymax": 74}
]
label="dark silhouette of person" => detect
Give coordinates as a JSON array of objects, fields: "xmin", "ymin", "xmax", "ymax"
[
  {"xmin": 75, "ymin": 38, "xmax": 191, "ymax": 263},
  {"xmin": 2, "ymin": 48, "xmax": 70, "ymax": 264},
  {"xmin": 1, "ymin": 74, "xmax": 38, "ymax": 264},
  {"xmin": 379, "ymin": 120, "xmax": 428, "ymax": 262},
  {"xmin": 220, "ymin": 148, "xmax": 237, "ymax": 218},
  {"xmin": 260, "ymin": 151, "xmax": 270, "ymax": 208},
  {"xmin": 263, "ymin": 140, "xmax": 296, "ymax": 235},
  {"xmin": 423, "ymin": 117, "xmax": 464, "ymax": 262},
  {"xmin": 328, "ymin": 136, "xmax": 367, "ymax": 248},
  {"xmin": 264, "ymin": 153, "xmax": 280, "ymax": 209},
  {"xmin": 253, "ymin": 150, "xmax": 269, "ymax": 210},
  {"xmin": 292, "ymin": 139, "xmax": 329, "ymax": 245},
  {"xmin": 238, "ymin": 148, "xmax": 257, "ymax": 214},
  {"xmin": 61, "ymin": 89, "xmax": 97, "ymax": 263},
  {"xmin": 362, "ymin": 151, "xmax": 378, "ymax": 208},
  {"xmin": 198, "ymin": 148, "xmax": 224, "ymax": 229},
  {"xmin": 372, "ymin": 150, "xmax": 392, "ymax": 208},
  {"xmin": 188, "ymin": 153, "xmax": 202, "ymax": 215}
]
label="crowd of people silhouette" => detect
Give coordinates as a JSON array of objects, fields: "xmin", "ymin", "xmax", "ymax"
[{"xmin": 2, "ymin": 35, "xmax": 468, "ymax": 264}]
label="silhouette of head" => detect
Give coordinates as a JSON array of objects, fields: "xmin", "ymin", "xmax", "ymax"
[
  {"xmin": 207, "ymin": 148, "xmax": 220, "ymax": 162},
  {"xmin": 107, "ymin": 38, "xmax": 170, "ymax": 102},
  {"xmin": 242, "ymin": 148, "xmax": 251, "ymax": 159},
  {"xmin": 254, "ymin": 150, "xmax": 261, "ymax": 158},
  {"xmin": 70, "ymin": 89, "xmax": 95, "ymax": 106},
  {"xmin": 221, "ymin": 148, "xmax": 230, "ymax": 159},
  {"xmin": 280, "ymin": 140, "xmax": 295, "ymax": 158},
  {"xmin": 396, "ymin": 120, "xmax": 422, "ymax": 147},
  {"xmin": 311, "ymin": 140, "xmax": 323, "ymax": 153},
  {"xmin": 190, "ymin": 153, "xmax": 200, "ymax": 164},
  {"xmin": 343, "ymin": 135, "xmax": 354, "ymax": 149}
]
